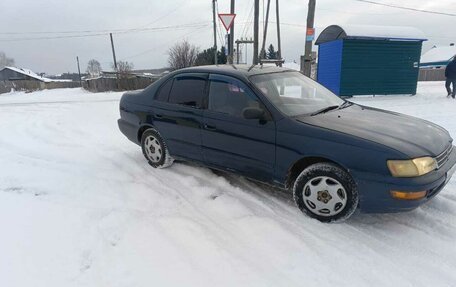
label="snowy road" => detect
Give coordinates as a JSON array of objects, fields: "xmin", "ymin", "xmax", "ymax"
[{"xmin": 0, "ymin": 83, "xmax": 455, "ymax": 287}]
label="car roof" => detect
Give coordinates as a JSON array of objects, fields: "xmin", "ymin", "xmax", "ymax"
[{"xmin": 175, "ymin": 64, "xmax": 297, "ymax": 78}]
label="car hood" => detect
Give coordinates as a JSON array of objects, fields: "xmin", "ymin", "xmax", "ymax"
[{"xmin": 295, "ymin": 104, "xmax": 452, "ymax": 158}]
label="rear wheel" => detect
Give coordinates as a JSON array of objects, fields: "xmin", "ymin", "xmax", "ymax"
[
  {"xmin": 141, "ymin": 129, "xmax": 174, "ymax": 169},
  {"xmin": 293, "ymin": 163, "xmax": 358, "ymax": 223}
]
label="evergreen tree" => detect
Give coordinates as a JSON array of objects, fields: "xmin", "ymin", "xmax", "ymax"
[
  {"xmin": 260, "ymin": 49, "xmax": 267, "ymax": 60},
  {"xmin": 195, "ymin": 47, "xmax": 227, "ymax": 66},
  {"xmin": 218, "ymin": 47, "xmax": 227, "ymax": 64},
  {"xmin": 267, "ymin": 44, "xmax": 277, "ymax": 60}
]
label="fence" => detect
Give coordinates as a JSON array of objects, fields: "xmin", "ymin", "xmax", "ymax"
[
  {"xmin": 82, "ymin": 77, "xmax": 158, "ymax": 93},
  {"xmin": 419, "ymin": 68, "xmax": 446, "ymax": 81},
  {"xmin": 0, "ymin": 80, "xmax": 81, "ymax": 94}
]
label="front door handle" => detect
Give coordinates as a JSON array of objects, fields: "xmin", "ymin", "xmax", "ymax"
[
  {"xmin": 204, "ymin": 124, "xmax": 217, "ymax": 131},
  {"xmin": 155, "ymin": 114, "xmax": 163, "ymax": 119}
]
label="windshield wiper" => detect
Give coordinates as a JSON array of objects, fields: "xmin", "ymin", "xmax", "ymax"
[
  {"xmin": 310, "ymin": 105, "xmax": 340, "ymax": 116},
  {"xmin": 338, "ymin": 101, "xmax": 353, "ymax": 109}
]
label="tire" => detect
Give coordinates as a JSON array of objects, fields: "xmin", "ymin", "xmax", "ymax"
[
  {"xmin": 141, "ymin": 128, "xmax": 174, "ymax": 169},
  {"xmin": 293, "ymin": 163, "xmax": 358, "ymax": 223}
]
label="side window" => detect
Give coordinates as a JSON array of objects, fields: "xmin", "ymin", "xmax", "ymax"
[
  {"xmin": 208, "ymin": 77, "xmax": 260, "ymax": 117},
  {"xmin": 168, "ymin": 76, "xmax": 206, "ymax": 108},
  {"xmin": 155, "ymin": 79, "xmax": 173, "ymax": 102}
]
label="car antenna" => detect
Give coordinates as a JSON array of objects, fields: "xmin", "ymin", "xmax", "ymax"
[
  {"xmin": 248, "ymin": 64, "xmax": 256, "ymax": 72},
  {"xmin": 231, "ymin": 64, "xmax": 238, "ymax": 70}
]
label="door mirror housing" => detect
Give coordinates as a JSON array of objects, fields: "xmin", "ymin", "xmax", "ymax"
[{"xmin": 242, "ymin": 107, "xmax": 265, "ymax": 120}]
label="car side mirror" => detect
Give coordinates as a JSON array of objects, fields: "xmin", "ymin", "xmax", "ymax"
[{"xmin": 242, "ymin": 107, "xmax": 265, "ymax": 120}]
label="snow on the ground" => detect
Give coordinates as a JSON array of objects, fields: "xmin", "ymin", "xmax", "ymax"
[{"xmin": 0, "ymin": 83, "xmax": 455, "ymax": 287}]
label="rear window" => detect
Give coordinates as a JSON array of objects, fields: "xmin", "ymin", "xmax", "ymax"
[
  {"xmin": 168, "ymin": 77, "xmax": 206, "ymax": 108},
  {"xmin": 155, "ymin": 79, "xmax": 173, "ymax": 102}
]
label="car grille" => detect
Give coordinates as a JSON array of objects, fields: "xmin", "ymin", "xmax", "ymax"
[{"xmin": 436, "ymin": 144, "xmax": 453, "ymax": 169}]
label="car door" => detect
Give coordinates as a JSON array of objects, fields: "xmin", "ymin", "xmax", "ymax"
[
  {"xmin": 202, "ymin": 74, "xmax": 276, "ymax": 182},
  {"xmin": 151, "ymin": 73, "xmax": 208, "ymax": 162}
]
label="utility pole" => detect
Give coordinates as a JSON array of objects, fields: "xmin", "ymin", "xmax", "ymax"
[
  {"xmin": 276, "ymin": 0, "xmax": 282, "ymax": 65},
  {"xmin": 260, "ymin": 0, "xmax": 271, "ymax": 62},
  {"xmin": 212, "ymin": 0, "xmax": 218, "ymax": 65},
  {"xmin": 303, "ymin": 0, "xmax": 316, "ymax": 76},
  {"xmin": 110, "ymin": 33, "xmax": 118, "ymax": 72},
  {"xmin": 76, "ymin": 56, "xmax": 82, "ymax": 87},
  {"xmin": 253, "ymin": 0, "xmax": 260, "ymax": 65},
  {"xmin": 229, "ymin": 0, "xmax": 235, "ymax": 64}
]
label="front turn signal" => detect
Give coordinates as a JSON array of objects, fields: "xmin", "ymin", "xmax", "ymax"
[{"xmin": 390, "ymin": 190, "xmax": 427, "ymax": 200}]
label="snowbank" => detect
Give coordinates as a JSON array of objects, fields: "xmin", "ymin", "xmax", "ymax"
[{"xmin": 0, "ymin": 83, "xmax": 455, "ymax": 287}]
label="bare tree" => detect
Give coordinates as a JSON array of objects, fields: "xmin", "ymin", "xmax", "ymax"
[
  {"xmin": 112, "ymin": 61, "xmax": 134, "ymax": 79},
  {"xmin": 86, "ymin": 59, "xmax": 102, "ymax": 78},
  {"xmin": 168, "ymin": 40, "xmax": 199, "ymax": 70},
  {"xmin": 0, "ymin": 52, "xmax": 15, "ymax": 69}
]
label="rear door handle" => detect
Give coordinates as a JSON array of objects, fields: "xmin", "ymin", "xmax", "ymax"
[{"xmin": 204, "ymin": 124, "xmax": 217, "ymax": 131}]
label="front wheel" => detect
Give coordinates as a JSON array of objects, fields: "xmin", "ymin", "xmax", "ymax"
[
  {"xmin": 293, "ymin": 163, "xmax": 358, "ymax": 223},
  {"xmin": 141, "ymin": 128, "xmax": 174, "ymax": 169}
]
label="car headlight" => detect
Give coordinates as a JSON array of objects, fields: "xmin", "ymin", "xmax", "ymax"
[{"xmin": 387, "ymin": 157, "xmax": 437, "ymax": 178}]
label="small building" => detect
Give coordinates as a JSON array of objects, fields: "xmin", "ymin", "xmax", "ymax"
[
  {"xmin": 315, "ymin": 25, "xmax": 426, "ymax": 96},
  {"xmin": 420, "ymin": 44, "xmax": 456, "ymax": 69},
  {"xmin": 0, "ymin": 66, "xmax": 79, "ymax": 94},
  {"xmin": 0, "ymin": 66, "xmax": 51, "ymax": 82}
]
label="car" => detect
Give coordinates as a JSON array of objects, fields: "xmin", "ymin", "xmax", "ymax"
[{"xmin": 118, "ymin": 65, "xmax": 456, "ymax": 223}]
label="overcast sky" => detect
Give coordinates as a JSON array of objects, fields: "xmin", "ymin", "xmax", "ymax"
[{"xmin": 0, "ymin": 0, "xmax": 454, "ymax": 74}]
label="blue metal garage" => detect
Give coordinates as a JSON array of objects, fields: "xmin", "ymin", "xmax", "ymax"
[{"xmin": 315, "ymin": 25, "xmax": 427, "ymax": 96}]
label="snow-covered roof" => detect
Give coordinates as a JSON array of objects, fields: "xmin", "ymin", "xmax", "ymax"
[
  {"xmin": 421, "ymin": 46, "xmax": 456, "ymax": 64},
  {"xmin": 2, "ymin": 66, "xmax": 53, "ymax": 82},
  {"xmin": 316, "ymin": 25, "xmax": 427, "ymax": 45}
]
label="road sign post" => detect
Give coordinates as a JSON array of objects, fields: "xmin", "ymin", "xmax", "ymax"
[{"xmin": 218, "ymin": 13, "xmax": 236, "ymax": 63}]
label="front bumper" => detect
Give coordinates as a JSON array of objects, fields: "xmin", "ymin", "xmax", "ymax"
[{"xmin": 355, "ymin": 147, "xmax": 456, "ymax": 213}]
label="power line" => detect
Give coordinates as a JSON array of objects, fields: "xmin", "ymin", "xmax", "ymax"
[
  {"xmin": 0, "ymin": 23, "xmax": 210, "ymax": 42},
  {"xmin": 240, "ymin": 0, "xmax": 253, "ymax": 38},
  {"xmin": 125, "ymin": 0, "xmax": 189, "ymax": 32},
  {"xmin": 0, "ymin": 22, "xmax": 209, "ymax": 36},
  {"xmin": 318, "ymin": 7, "xmax": 402, "ymax": 16},
  {"xmin": 0, "ymin": 1, "xmax": 190, "ymax": 36},
  {"xmin": 98, "ymin": 24, "xmax": 212, "ymax": 66},
  {"xmin": 241, "ymin": 1, "xmax": 255, "ymax": 39},
  {"xmin": 352, "ymin": 0, "xmax": 456, "ymax": 17},
  {"xmin": 120, "ymin": 25, "xmax": 210, "ymax": 61}
]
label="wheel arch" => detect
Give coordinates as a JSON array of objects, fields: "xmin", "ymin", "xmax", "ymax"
[
  {"xmin": 285, "ymin": 156, "xmax": 351, "ymax": 189},
  {"xmin": 137, "ymin": 124, "xmax": 156, "ymax": 143}
]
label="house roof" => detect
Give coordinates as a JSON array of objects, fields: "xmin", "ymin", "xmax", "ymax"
[
  {"xmin": 421, "ymin": 46, "xmax": 456, "ymax": 64},
  {"xmin": 316, "ymin": 25, "xmax": 427, "ymax": 45},
  {"xmin": 1, "ymin": 66, "xmax": 52, "ymax": 82}
]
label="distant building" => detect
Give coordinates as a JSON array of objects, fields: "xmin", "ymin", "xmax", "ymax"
[
  {"xmin": 0, "ymin": 66, "xmax": 52, "ymax": 82},
  {"xmin": 83, "ymin": 68, "xmax": 170, "ymax": 80},
  {"xmin": 0, "ymin": 66, "xmax": 79, "ymax": 94},
  {"xmin": 420, "ymin": 44, "xmax": 456, "ymax": 69}
]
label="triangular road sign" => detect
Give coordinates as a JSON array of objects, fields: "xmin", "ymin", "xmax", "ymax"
[{"xmin": 218, "ymin": 14, "xmax": 236, "ymax": 31}]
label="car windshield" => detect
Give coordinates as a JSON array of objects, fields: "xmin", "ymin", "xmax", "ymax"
[{"xmin": 250, "ymin": 71, "xmax": 344, "ymax": 116}]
